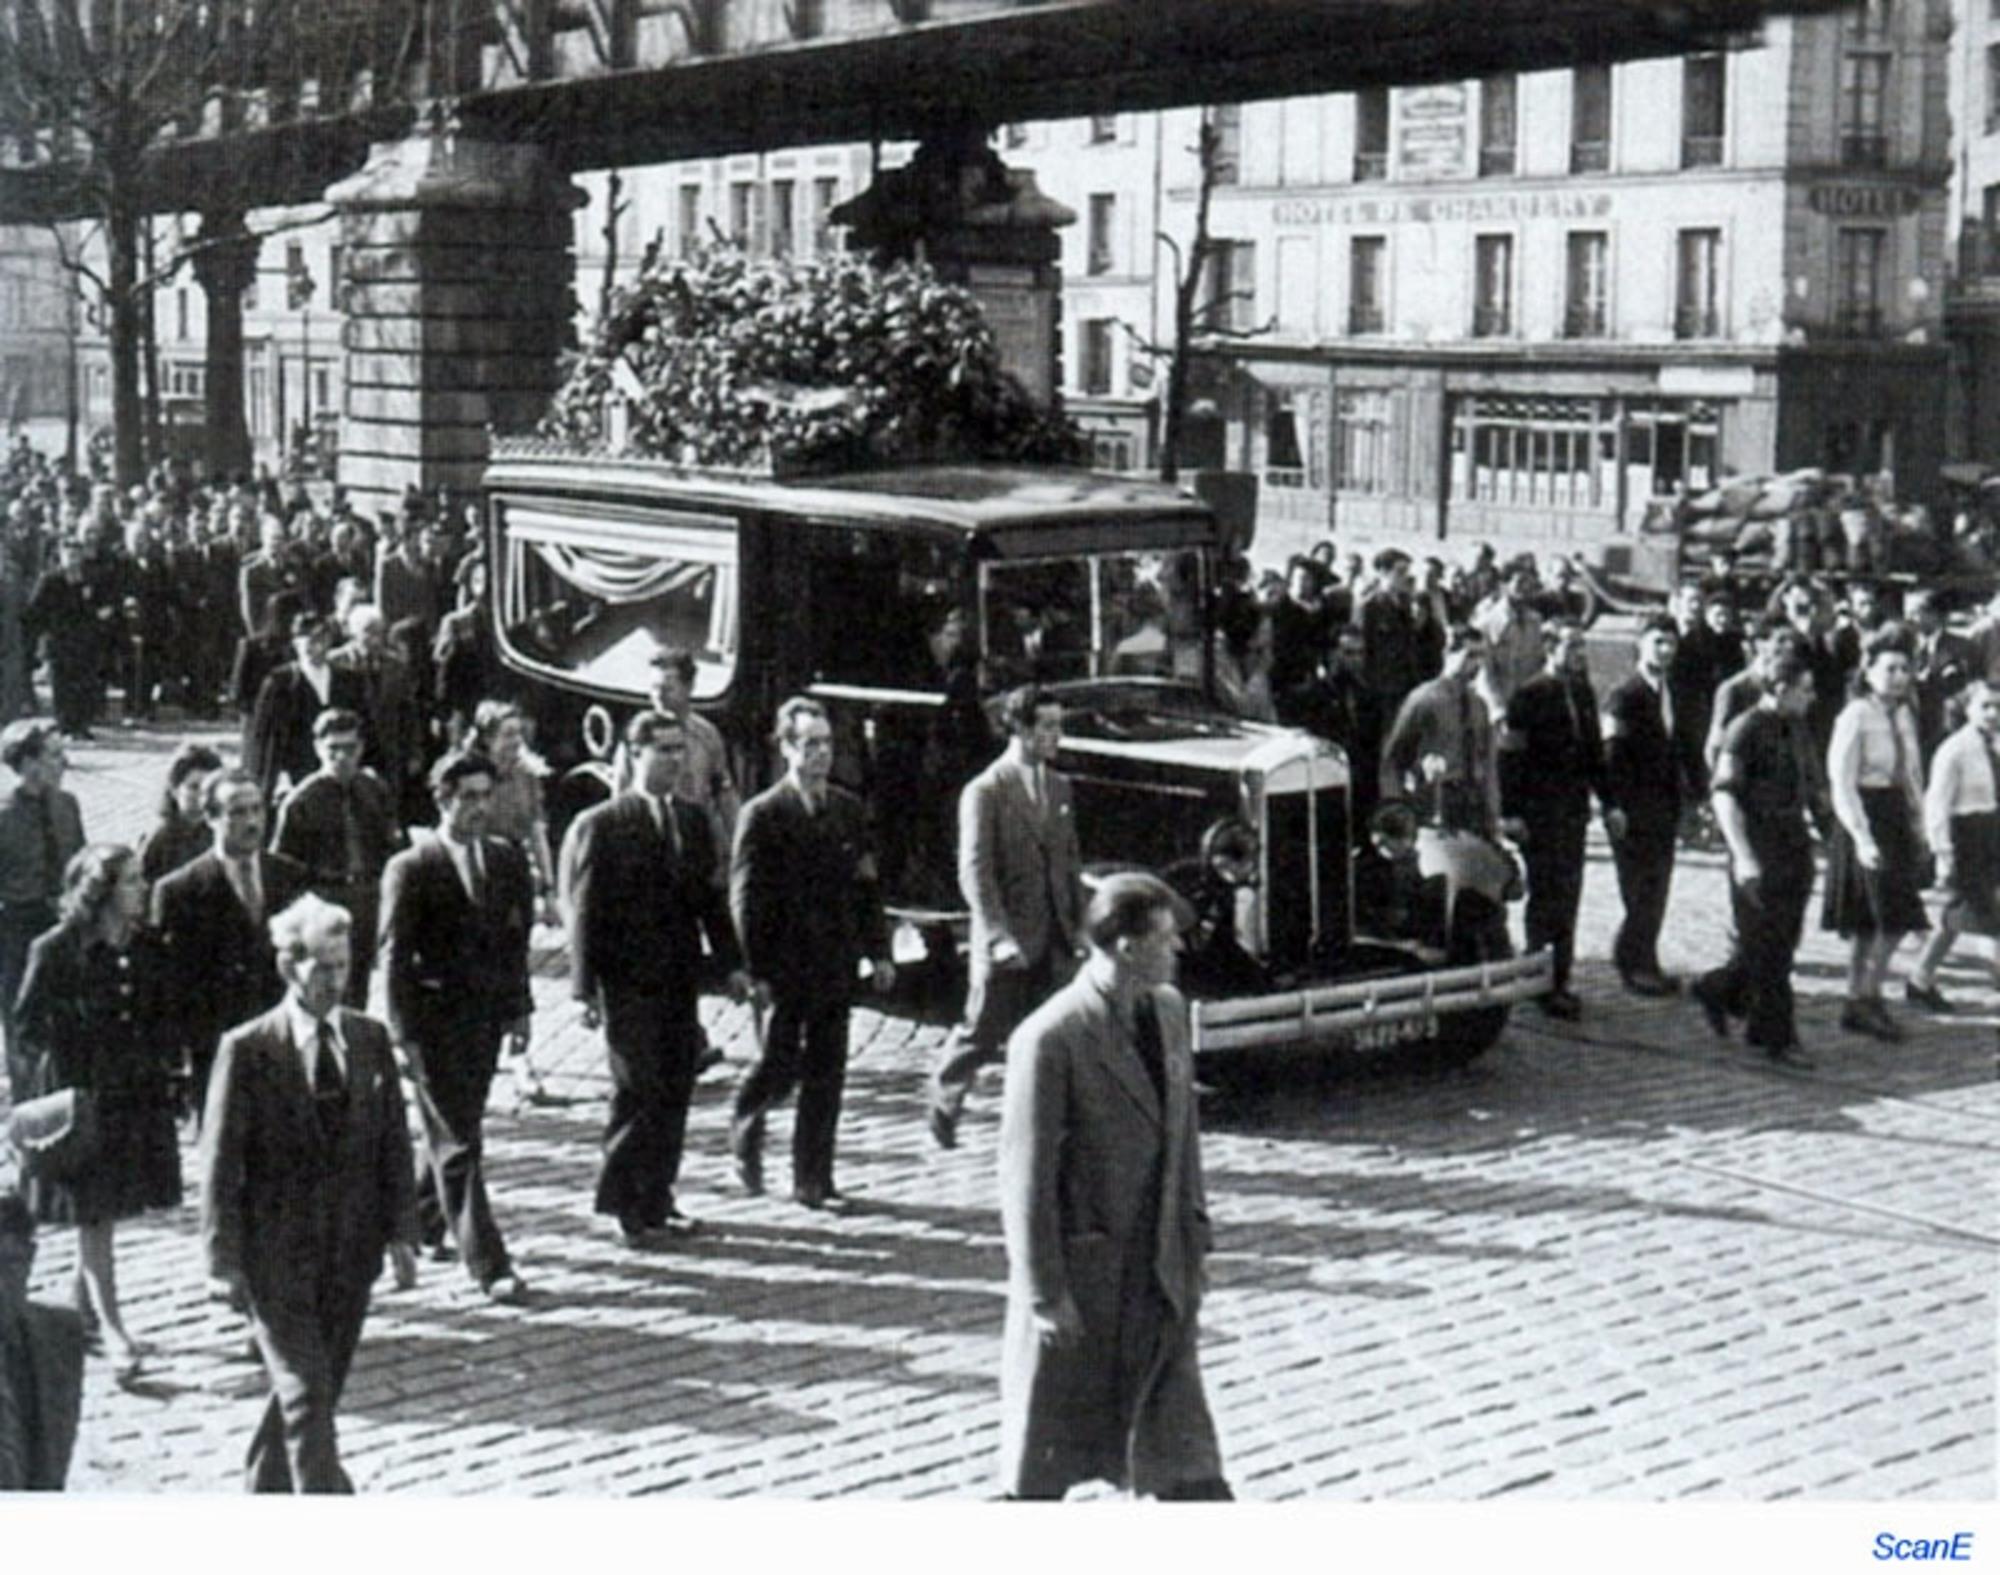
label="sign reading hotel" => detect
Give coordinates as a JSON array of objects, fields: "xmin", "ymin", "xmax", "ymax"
[
  {"xmin": 1398, "ymin": 84, "xmax": 1468, "ymax": 179},
  {"xmin": 1807, "ymin": 185, "xmax": 1923, "ymax": 219},
  {"xmin": 1272, "ymin": 190, "xmax": 1615, "ymax": 227}
]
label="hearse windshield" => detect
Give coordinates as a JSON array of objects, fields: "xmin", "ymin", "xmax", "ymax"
[
  {"xmin": 979, "ymin": 547, "xmax": 1207, "ymax": 691},
  {"xmin": 492, "ymin": 498, "xmax": 738, "ymax": 700}
]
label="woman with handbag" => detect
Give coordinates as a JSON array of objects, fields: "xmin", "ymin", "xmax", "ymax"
[{"xmin": 15, "ymin": 843, "xmax": 181, "ymax": 1379}]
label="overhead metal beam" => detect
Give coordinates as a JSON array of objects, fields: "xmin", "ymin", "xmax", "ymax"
[{"xmin": 0, "ymin": 0, "xmax": 1850, "ymax": 222}]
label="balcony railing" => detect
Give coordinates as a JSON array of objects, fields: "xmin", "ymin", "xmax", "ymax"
[
  {"xmin": 1472, "ymin": 303, "xmax": 1512, "ymax": 338},
  {"xmin": 1674, "ymin": 305, "xmax": 1721, "ymax": 339},
  {"xmin": 1840, "ymin": 131, "xmax": 1888, "ymax": 168},
  {"xmin": 1570, "ymin": 140, "xmax": 1609, "ymax": 174},
  {"xmin": 1354, "ymin": 151, "xmax": 1388, "ymax": 182},
  {"xmin": 1348, "ymin": 304, "xmax": 1384, "ymax": 335},
  {"xmin": 1681, "ymin": 133, "xmax": 1724, "ymax": 169},
  {"xmin": 1478, "ymin": 145, "xmax": 1516, "ymax": 177},
  {"xmin": 1563, "ymin": 302, "xmax": 1608, "ymax": 338}
]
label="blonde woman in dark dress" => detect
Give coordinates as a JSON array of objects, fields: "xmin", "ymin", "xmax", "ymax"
[{"xmin": 16, "ymin": 844, "xmax": 181, "ymax": 1380}]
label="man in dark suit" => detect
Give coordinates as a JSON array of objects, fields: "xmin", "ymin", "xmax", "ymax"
[
  {"xmin": 271, "ymin": 709, "xmax": 402, "ymax": 1009},
  {"xmin": 997, "ymin": 872, "xmax": 1228, "ymax": 1502},
  {"xmin": 1314, "ymin": 623, "xmax": 1387, "ymax": 829},
  {"xmin": 380, "ymin": 751, "xmax": 535, "ymax": 1299},
  {"xmin": 245, "ymin": 612, "xmax": 368, "ymax": 811},
  {"xmin": 566, "ymin": 712, "xmax": 749, "ymax": 1245},
  {"xmin": 152, "ymin": 769, "xmax": 308, "ymax": 1117},
  {"xmin": 1499, "ymin": 622, "xmax": 1623, "ymax": 1021},
  {"xmin": 1909, "ymin": 589, "xmax": 1976, "ymax": 766},
  {"xmin": 730, "ymin": 696, "xmax": 895, "ymax": 1210},
  {"xmin": 1603, "ymin": 614, "xmax": 1686, "ymax": 995},
  {"xmin": 0, "ymin": 1187, "xmax": 85, "ymax": 1490},
  {"xmin": 0, "ymin": 721, "xmax": 84, "ymax": 1101},
  {"xmin": 199, "ymin": 894, "xmax": 418, "ymax": 1493},
  {"xmin": 927, "ymin": 686, "xmax": 1082, "ymax": 1151}
]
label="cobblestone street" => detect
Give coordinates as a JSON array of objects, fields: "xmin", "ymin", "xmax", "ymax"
[{"xmin": 14, "ymin": 721, "xmax": 1996, "ymax": 1514}]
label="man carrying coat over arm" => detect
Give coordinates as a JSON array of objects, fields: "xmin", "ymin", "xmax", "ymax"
[{"xmin": 996, "ymin": 871, "xmax": 1230, "ymax": 1502}]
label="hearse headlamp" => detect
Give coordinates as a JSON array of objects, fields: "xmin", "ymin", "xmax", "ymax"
[{"xmin": 1202, "ymin": 816, "xmax": 1260, "ymax": 887}]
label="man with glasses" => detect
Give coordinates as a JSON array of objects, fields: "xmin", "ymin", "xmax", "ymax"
[{"xmin": 565, "ymin": 712, "xmax": 750, "ymax": 1247}]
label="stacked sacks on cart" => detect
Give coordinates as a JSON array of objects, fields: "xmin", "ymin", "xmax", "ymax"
[{"xmin": 1670, "ymin": 469, "xmax": 1949, "ymax": 578}]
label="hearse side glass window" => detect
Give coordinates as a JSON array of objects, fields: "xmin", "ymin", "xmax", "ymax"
[
  {"xmin": 494, "ymin": 500, "xmax": 738, "ymax": 699},
  {"xmin": 981, "ymin": 549, "xmax": 1205, "ymax": 688},
  {"xmin": 803, "ymin": 524, "xmax": 970, "ymax": 691}
]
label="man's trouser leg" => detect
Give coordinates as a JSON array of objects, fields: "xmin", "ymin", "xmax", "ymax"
[{"xmin": 411, "ymin": 1024, "xmax": 509, "ymax": 1287}]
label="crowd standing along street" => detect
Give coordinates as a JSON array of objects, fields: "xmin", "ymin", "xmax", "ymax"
[{"xmin": 0, "ymin": 438, "xmax": 1990, "ymax": 1510}]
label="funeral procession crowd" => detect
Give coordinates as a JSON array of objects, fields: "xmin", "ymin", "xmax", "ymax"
[{"xmin": 0, "ymin": 432, "xmax": 1996, "ymax": 1499}]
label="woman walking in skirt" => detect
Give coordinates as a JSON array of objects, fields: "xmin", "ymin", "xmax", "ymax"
[
  {"xmin": 1906, "ymin": 679, "xmax": 2000, "ymax": 1012},
  {"xmin": 1823, "ymin": 625, "xmax": 1930, "ymax": 1041},
  {"xmin": 15, "ymin": 843, "xmax": 182, "ymax": 1380}
]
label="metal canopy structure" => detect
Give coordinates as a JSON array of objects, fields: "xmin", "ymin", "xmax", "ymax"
[{"xmin": 0, "ymin": 0, "xmax": 1848, "ymax": 223}]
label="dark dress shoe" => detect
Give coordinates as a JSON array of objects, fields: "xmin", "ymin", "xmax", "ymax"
[
  {"xmin": 1905, "ymin": 979, "xmax": 1954, "ymax": 1013},
  {"xmin": 1621, "ymin": 970, "xmax": 1679, "ymax": 998},
  {"xmin": 617, "ymin": 1217, "xmax": 670, "ymax": 1250},
  {"xmin": 1764, "ymin": 1042, "xmax": 1817, "ymax": 1070},
  {"xmin": 793, "ymin": 1184, "xmax": 849, "ymax": 1213},
  {"xmin": 1538, "ymin": 991, "xmax": 1582, "ymax": 1022},
  {"xmin": 927, "ymin": 1101, "xmax": 959, "ymax": 1150},
  {"xmin": 1840, "ymin": 998, "xmax": 1903, "ymax": 1041},
  {"xmin": 734, "ymin": 1147, "xmax": 764, "ymax": 1196},
  {"xmin": 659, "ymin": 1208, "xmax": 702, "ymax": 1237},
  {"xmin": 1690, "ymin": 976, "xmax": 1731, "ymax": 1039}
]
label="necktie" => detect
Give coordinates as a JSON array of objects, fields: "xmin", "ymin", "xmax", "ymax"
[
  {"xmin": 235, "ymin": 857, "xmax": 263, "ymax": 923},
  {"xmin": 1564, "ymin": 680, "xmax": 1585, "ymax": 751},
  {"xmin": 312, "ymin": 1019, "xmax": 344, "ymax": 1137},
  {"xmin": 655, "ymin": 796, "xmax": 681, "ymax": 858},
  {"xmin": 1657, "ymin": 678, "xmax": 1674, "ymax": 741},
  {"xmin": 33, "ymin": 794, "xmax": 59, "ymax": 902},
  {"xmin": 1029, "ymin": 765, "xmax": 1045, "ymax": 811},
  {"xmin": 466, "ymin": 840, "xmax": 486, "ymax": 905},
  {"xmin": 340, "ymin": 781, "xmax": 366, "ymax": 887}
]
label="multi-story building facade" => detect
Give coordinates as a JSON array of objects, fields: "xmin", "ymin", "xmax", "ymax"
[
  {"xmin": 0, "ymin": 225, "xmax": 74, "ymax": 441},
  {"xmin": 1152, "ymin": 4, "xmax": 1953, "ymax": 564},
  {"xmin": 1948, "ymin": 0, "xmax": 2000, "ymax": 460}
]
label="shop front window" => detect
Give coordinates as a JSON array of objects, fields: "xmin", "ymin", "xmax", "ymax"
[
  {"xmin": 1334, "ymin": 389, "xmax": 1394, "ymax": 496},
  {"xmin": 1450, "ymin": 393, "xmax": 1620, "ymax": 510}
]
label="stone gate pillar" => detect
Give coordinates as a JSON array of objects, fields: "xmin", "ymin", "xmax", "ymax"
[
  {"xmin": 325, "ymin": 111, "xmax": 583, "ymax": 519},
  {"xmin": 833, "ymin": 128, "xmax": 1073, "ymax": 405},
  {"xmin": 190, "ymin": 210, "xmax": 257, "ymax": 481}
]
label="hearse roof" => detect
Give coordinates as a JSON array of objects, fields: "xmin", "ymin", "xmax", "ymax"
[{"xmin": 483, "ymin": 453, "xmax": 1216, "ymax": 539}]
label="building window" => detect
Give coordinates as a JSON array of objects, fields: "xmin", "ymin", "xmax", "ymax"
[
  {"xmin": 811, "ymin": 177, "xmax": 840, "ymax": 253},
  {"xmin": 1451, "ymin": 393, "xmax": 1617, "ymax": 510},
  {"xmin": 1564, "ymin": 231, "xmax": 1610, "ymax": 338},
  {"xmin": 1989, "ymin": 45, "xmax": 2000, "ymax": 133},
  {"xmin": 1473, "ymin": 234, "xmax": 1514, "ymax": 338},
  {"xmin": 246, "ymin": 365, "xmax": 268, "ymax": 436},
  {"xmin": 1210, "ymin": 104, "xmax": 1241, "ymax": 186},
  {"xmin": 1478, "ymin": 74, "xmax": 1517, "ymax": 177},
  {"xmin": 1983, "ymin": 185, "xmax": 2000, "ymax": 277},
  {"xmin": 1262, "ymin": 390, "xmax": 1325, "ymax": 490},
  {"xmin": 1348, "ymin": 236, "xmax": 1385, "ymax": 335},
  {"xmin": 1675, "ymin": 228, "xmax": 1722, "ymax": 339},
  {"xmin": 1080, "ymin": 319, "xmax": 1114, "ymax": 396},
  {"xmin": 790, "ymin": 0, "xmax": 824, "ymax": 37},
  {"xmin": 1354, "ymin": 88, "xmax": 1389, "ymax": 182},
  {"xmin": 312, "ymin": 365, "xmax": 332, "ymax": 411},
  {"xmin": 165, "ymin": 362, "xmax": 205, "ymax": 398},
  {"xmin": 1682, "ymin": 53, "xmax": 1726, "ymax": 168},
  {"xmin": 175, "ymin": 288, "xmax": 189, "ymax": 342},
  {"xmin": 1201, "ymin": 240, "xmax": 1257, "ymax": 333},
  {"xmin": 1087, "ymin": 193, "xmax": 1117, "ymax": 276},
  {"xmin": 1847, "ymin": 0, "xmax": 1891, "ymax": 39},
  {"xmin": 1837, "ymin": 227, "xmax": 1886, "ymax": 336},
  {"xmin": 679, "ymin": 184, "xmax": 703, "ymax": 257},
  {"xmin": 729, "ymin": 181, "xmax": 757, "ymax": 249},
  {"xmin": 1334, "ymin": 389, "xmax": 1393, "ymax": 495},
  {"xmin": 1571, "ymin": 64, "xmax": 1611, "ymax": 174},
  {"xmin": 770, "ymin": 179, "xmax": 795, "ymax": 257},
  {"xmin": 1626, "ymin": 398, "xmax": 1720, "ymax": 498},
  {"xmin": 1090, "ymin": 432, "xmax": 1136, "ymax": 472},
  {"xmin": 1089, "ymin": 113, "xmax": 1118, "ymax": 143},
  {"xmin": 1842, "ymin": 53, "xmax": 1889, "ymax": 166}
]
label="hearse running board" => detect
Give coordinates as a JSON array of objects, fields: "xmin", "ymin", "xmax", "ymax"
[{"xmin": 1190, "ymin": 949, "xmax": 1554, "ymax": 1054}]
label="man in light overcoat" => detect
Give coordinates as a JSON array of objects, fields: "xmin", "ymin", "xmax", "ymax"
[
  {"xmin": 927, "ymin": 685, "xmax": 1081, "ymax": 1149},
  {"xmin": 996, "ymin": 871, "xmax": 1229, "ymax": 1502}
]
